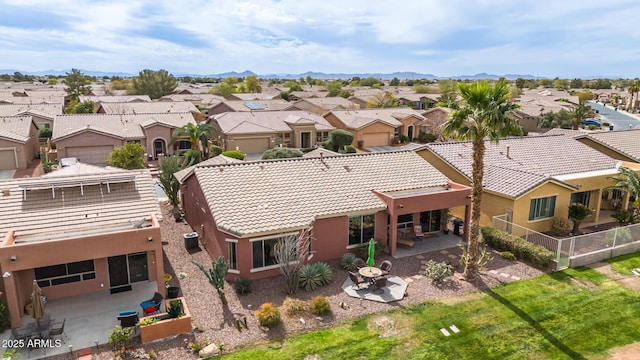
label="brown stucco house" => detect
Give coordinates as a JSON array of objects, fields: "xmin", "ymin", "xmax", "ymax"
[
  {"xmin": 178, "ymin": 151, "xmax": 471, "ymax": 280},
  {"xmin": 0, "ymin": 103, "xmax": 63, "ymax": 130},
  {"xmin": 0, "ymin": 165, "xmax": 163, "ymax": 328},
  {"xmin": 286, "ymin": 97, "xmax": 360, "ymax": 115},
  {"xmin": 52, "ymin": 112, "xmax": 197, "ymax": 164},
  {"xmin": 575, "ymin": 129, "xmax": 640, "ymax": 163},
  {"xmin": 0, "ymin": 116, "xmax": 40, "ymax": 170},
  {"xmin": 208, "ymin": 110, "xmax": 335, "ymax": 154},
  {"xmin": 206, "ymin": 99, "xmax": 291, "ymax": 116},
  {"xmin": 96, "ymin": 101, "xmax": 199, "ymax": 115},
  {"xmin": 323, "ymin": 108, "xmax": 428, "ymax": 148}
]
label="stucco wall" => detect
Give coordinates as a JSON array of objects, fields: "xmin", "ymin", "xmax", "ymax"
[
  {"xmin": 56, "ymin": 131, "xmax": 125, "ymax": 158},
  {"xmin": 144, "ymin": 125, "xmax": 173, "ymax": 157}
]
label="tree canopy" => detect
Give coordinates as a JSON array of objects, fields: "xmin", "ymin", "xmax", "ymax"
[
  {"xmin": 366, "ymin": 92, "xmax": 400, "ymax": 108},
  {"xmin": 64, "ymin": 69, "xmax": 92, "ymax": 102},
  {"xmin": 130, "ymin": 69, "xmax": 178, "ymax": 99},
  {"xmin": 105, "ymin": 142, "xmax": 146, "ymax": 170}
]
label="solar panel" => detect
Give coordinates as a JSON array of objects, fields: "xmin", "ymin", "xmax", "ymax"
[{"xmin": 244, "ymin": 101, "xmax": 264, "ymax": 110}]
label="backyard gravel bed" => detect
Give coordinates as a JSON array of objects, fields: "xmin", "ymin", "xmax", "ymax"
[{"xmin": 85, "ymin": 203, "xmax": 547, "ymax": 359}]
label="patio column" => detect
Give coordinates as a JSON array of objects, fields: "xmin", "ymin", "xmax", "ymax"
[
  {"xmin": 389, "ymin": 214, "xmax": 398, "ymax": 257},
  {"xmin": 592, "ymin": 189, "xmax": 603, "ymax": 223},
  {"xmin": 463, "ymin": 204, "xmax": 471, "ymax": 242},
  {"xmin": 2, "ymin": 270, "xmax": 21, "ymax": 328}
]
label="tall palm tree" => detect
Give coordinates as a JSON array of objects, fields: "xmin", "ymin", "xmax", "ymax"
[
  {"xmin": 608, "ymin": 166, "xmax": 640, "ymax": 222},
  {"xmin": 571, "ymin": 104, "xmax": 590, "ymax": 130},
  {"xmin": 172, "ymin": 122, "xmax": 214, "ymax": 160},
  {"xmin": 628, "ymin": 81, "xmax": 639, "ymax": 112},
  {"xmin": 442, "ymin": 80, "xmax": 521, "ymax": 280}
]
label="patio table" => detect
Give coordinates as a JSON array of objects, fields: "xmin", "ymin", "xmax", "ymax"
[{"xmin": 359, "ymin": 267, "xmax": 382, "ymax": 285}]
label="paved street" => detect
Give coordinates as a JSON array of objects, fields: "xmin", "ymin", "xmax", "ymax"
[{"xmin": 587, "ymin": 101, "xmax": 640, "ymax": 130}]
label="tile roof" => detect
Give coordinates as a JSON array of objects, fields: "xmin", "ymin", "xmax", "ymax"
[
  {"xmin": 578, "ymin": 128, "xmax": 640, "ymax": 162},
  {"xmin": 99, "ymin": 101, "xmax": 199, "ymax": 114},
  {"xmin": 52, "ymin": 113, "xmax": 196, "ymax": 140},
  {"xmin": 327, "ymin": 108, "xmax": 426, "ymax": 129},
  {"xmin": 302, "ymin": 148, "xmax": 341, "ymax": 158},
  {"xmin": 0, "ymin": 103, "xmax": 63, "ymax": 118},
  {"xmin": 212, "ymin": 110, "xmax": 334, "ymax": 135},
  {"xmin": 209, "ymin": 99, "xmax": 291, "ymax": 112},
  {"xmin": 0, "ymin": 116, "xmax": 34, "ymax": 142},
  {"xmin": 0, "ymin": 96, "xmax": 64, "ymax": 105},
  {"xmin": 0, "ymin": 169, "xmax": 161, "ymax": 243},
  {"xmin": 192, "ymin": 151, "xmax": 450, "ymax": 236},
  {"xmin": 174, "ymin": 155, "xmax": 242, "ymax": 183},
  {"xmin": 225, "ymin": 92, "xmax": 281, "ymax": 101},
  {"xmin": 426, "ymin": 135, "xmax": 617, "ymax": 197},
  {"xmin": 79, "ymin": 95, "xmax": 152, "ymax": 103},
  {"xmin": 291, "ymin": 97, "xmax": 359, "ymax": 110},
  {"xmin": 158, "ymin": 94, "xmax": 225, "ymax": 104}
]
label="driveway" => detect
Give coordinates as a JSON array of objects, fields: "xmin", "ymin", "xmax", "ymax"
[
  {"xmin": 0, "ymin": 169, "xmax": 16, "ymax": 179},
  {"xmin": 587, "ymin": 101, "xmax": 640, "ymax": 130}
]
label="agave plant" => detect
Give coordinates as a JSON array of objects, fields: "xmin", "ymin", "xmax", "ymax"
[
  {"xmin": 341, "ymin": 253, "xmax": 357, "ymax": 271},
  {"xmin": 299, "ymin": 262, "xmax": 333, "ymax": 291}
]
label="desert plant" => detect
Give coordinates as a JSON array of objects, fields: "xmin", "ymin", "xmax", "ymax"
[
  {"xmin": 281, "ymin": 297, "xmax": 310, "ymax": 317},
  {"xmin": 0, "ymin": 298, "xmax": 10, "ymax": 331},
  {"xmin": 168, "ymin": 300, "xmax": 184, "ymax": 318},
  {"xmin": 232, "ymin": 277, "xmax": 252, "ymax": 295},
  {"xmin": 501, "ymin": 251, "xmax": 517, "ymax": 261},
  {"xmin": 568, "ymin": 203, "xmax": 593, "ymax": 234},
  {"xmin": 2, "ymin": 349, "xmax": 18, "ymax": 360},
  {"xmin": 255, "ymin": 303, "xmax": 281, "ymax": 328},
  {"xmin": 424, "ymin": 260, "xmax": 453, "ymax": 283},
  {"xmin": 341, "ymin": 252, "xmax": 358, "ymax": 271},
  {"xmin": 273, "ymin": 229, "xmax": 313, "ymax": 295},
  {"xmin": 193, "ymin": 257, "xmax": 230, "ymax": 305},
  {"xmin": 187, "ymin": 339, "xmax": 210, "ymax": 353},
  {"xmin": 310, "ymin": 296, "xmax": 331, "ymax": 316},
  {"xmin": 550, "ymin": 217, "xmax": 571, "ymax": 237},
  {"xmin": 612, "ymin": 209, "xmax": 634, "ymax": 224},
  {"xmin": 107, "ymin": 325, "xmax": 134, "ymax": 356},
  {"xmin": 298, "ymin": 262, "xmax": 333, "ymax": 291},
  {"xmin": 458, "ymin": 241, "xmax": 493, "ymax": 271},
  {"xmin": 210, "ymin": 144, "xmax": 223, "ymax": 157},
  {"xmin": 137, "ymin": 317, "xmax": 158, "ymax": 326}
]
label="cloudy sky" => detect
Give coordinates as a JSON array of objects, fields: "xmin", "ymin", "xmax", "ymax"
[{"xmin": 1, "ymin": 0, "xmax": 639, "ymax": 78}]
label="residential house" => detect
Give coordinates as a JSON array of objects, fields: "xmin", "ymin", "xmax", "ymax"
[
  {"xmin": 208, "ymin": 110, "xmax": 335, "ymax": 154},
  {"xmin": 323, "ymin": 108, "xmax": 427, "ymax": 148},
  {"xmin": 0, "ymin": 96, "xmax": 65, "ymax": 106},
  {"xmin": 52, "ymin": 112, "xmax": 197, "ymax": 164},
  {"xmin": 419, "ymin": 107, "xmax": 451, "ymax": 135},
  {"xmin": 178, "ymin": 151, "xmax": 471, "ymax": 280},
  {"xmin": 397, "ymin": 93, "xmax": 439, "ymax": 110},
  {"xmin": 417, "ymin": 135, "xmax": 637, "ymax": 233},
  {"xmin": 286, "ymin": 98, "xmax": 360, "ymax": 115},
  {"xmin": 158, "ymin": 94, "xmax": 225, "ymax": 108},
  {"xmin": 0, "ymin": 165, "xmax": 163, "ymax": 328},
  {"xmin": 576, "ymin": 129, "xmax": 640, "ymax": 163},
  {"xmin": 97, "ymin": 101, "xmax": 200, "ymax": 115},
  {"xmin": 0, "ymin": 116, "xmax": 40, "ymax": 170},
  {"xmin": 206, "ymin": 99, "xmax": 291, "ymax": 116},
  {"xmin": 287, "ymin": 91, "xmax": 328, "ymax": 102},
  {"xmin": 0, "ymin": 103, "xmax": 63, "ymax": 129},
  {"xmin": 225, "ymin": 93, "xmax": 282, "ymax": 101}
]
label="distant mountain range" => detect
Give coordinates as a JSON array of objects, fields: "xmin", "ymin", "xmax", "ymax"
[{"xmin": 0, "ymin": 68, "xmax": 616, "ymax": 80}]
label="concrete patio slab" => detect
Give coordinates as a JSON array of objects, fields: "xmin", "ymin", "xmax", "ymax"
[
  {"xmin": 394, "ymin": 233, "xmax": 465, "ymax": 258},
  {"xmin": 341, "ymin": 275, "xmax": 408, "ymax": 303}
]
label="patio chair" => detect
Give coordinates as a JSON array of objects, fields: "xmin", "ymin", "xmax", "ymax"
[
  {"xmin": 348, "ymin": 271, "xmax": 368, "ymax": 290},
  {"xmin": 413, "ymin": 225, "xmax": 425, "ymax": 241},
  {"xmin": 373, "ymin": 277, "xmax": 388, "ymax": 294},
  {"xmin": 50, "ymin": 318, "xmax": 67, "ymax": 343},
  {"xmin": 379, "ymin": 260, "xmax": 392, "ymax": 275},
  {"xmin": 140, "ymin": 292, "xmax": 163, "ymax": 315},
  {"xmin": 354, "ymin": 258, "xmax": 367, "ymax": 269},
  {"xmin": 118, "ymin": 311, "xmax": 139, "ymax": 328}
]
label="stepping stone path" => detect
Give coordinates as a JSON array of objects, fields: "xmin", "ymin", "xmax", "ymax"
[
  {"xmin": 404, "ymin": 277, "xmax": 414, "ymax": 283},
  {"xmin": 416, "ymin": 255, "xmax": 425, "ymax": 260},
  {"xmin": 440, "ymin": 324, "xmax": 460, "ymax": 337},
  {"xmin": 439, "ymin": 250, "xmax": 450, "ymax": 255}
]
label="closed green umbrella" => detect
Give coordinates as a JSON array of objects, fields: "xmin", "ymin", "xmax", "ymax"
[
  {"xmin": 31, "ymin": 280, "xmax": 45, "ymax": 327},
  {"xmin": 366, "ymin": 238, "xmax": 376, "ymax": 267}
]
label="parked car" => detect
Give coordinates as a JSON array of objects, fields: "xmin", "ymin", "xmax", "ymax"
[
  {"xmin": 580, "ymin": 118, "xmax": 601, "ymax": 127},
  {"xmin": 59, "ymin": 157, "xmax": 78, "ymax": 167}
]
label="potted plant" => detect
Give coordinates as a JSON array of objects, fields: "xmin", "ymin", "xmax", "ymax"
[{"xmin": 441, "ymin": 209, "xmax": 451, "ymax": 234}]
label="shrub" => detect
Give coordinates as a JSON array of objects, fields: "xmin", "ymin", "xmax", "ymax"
[
  {"xmin": 299, "ymin": 262, "xmax": 333, "ymax": 291},
  {"xmin": 310, "ymin": 296, "xmax": 331, "ymax": 316},
  {"xmin": 107, "ymin": 325, "xmax": 134, "ymax": 355},
  {"xmin": 344, "ymin": 145, "xmax": 356, "ymax": 153},
  {"xmin": 322, "ymin": 139, "xmax": 333, "ymax": 151},
  {"xmin": 424, "ymin": 260, "xmax": 453, "ymax": 283},
  {"xmin": 187, "ymin": 339, "xmax": 210, "ymax": 353},
  {"xmin": 356, "ymin": 140, "xmax": 364, "ymax": 149},
  {"xmin": 588, "ymin": 125, "xmax": 598, "ymax": 130},
  {"xmin": 354, "ymin": 241, "xmax": 385, "ymax": 259},
  {"xmin": 137, "ymin": 317, "xmax": 159, "ymax": 326},
  {"xmin": 612, "ymin": 209, "xmax": 634, "ymax": 224},
  {"xmin": 255, "ymin": 302, "xmax": 281, "ymax": 328},
  {"xmin": 418, "ymin": 133, "xmax": 436, "ymax": 143},
  {"xmin": 232, "ymin": 277, "xmax": 252, "ymax": 295},
  {"xmin": 38, "ymin": 127, "xmax": 52, "ymax": 138},
  {"xmin": 0, "ymin": 299, "xmax": 9, "ymax": 331},
  {"xmin": 261, "ymin": 147, "xmax": 304, "ymax": 160},
  {"xmin": 602, "ymin": 122, "xmax": 610, "ymax": 127},
  {"xmin": 281, "ymin": 297, "xmax": 310, "ymax": 317},
  {"xmin": 210, "ymin": 144, "xmax": 223, "ymax": 157},
  {"xmin": 341, "ymin": 253, "xmax": 358, "ymax": 271},
  {"xmin": 183, "ymin": 149, "xmax": 202, "ymax": 164},
  {"xmin": 500, "ymin": 251, "xmax": 517, "ymax": 261},
  {"xmin": 550, "ymin": 217, "xmax": 571, "ymax": 237},
  {"xmin": 221, "ymin": 150, "xmax": 245, "ymax": 160},
  {"xmin": 168, "ymin": 300, "xmax": 184, "ymax": 318},
  {"xmin": 330, "ymin": 129, "xmax": 354, "ymax": 151},
  {"xmin": 481, "ymin": 227, "xmax": 554, "ymax": 268}
]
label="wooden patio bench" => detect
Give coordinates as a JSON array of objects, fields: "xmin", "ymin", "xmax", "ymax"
[{"xmin": 397, "ymin": 239, "xmax": 415, "ymax": 248}]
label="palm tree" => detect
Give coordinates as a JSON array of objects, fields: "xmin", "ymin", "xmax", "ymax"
[
  {"xmin": 442, "ymin": 80, "xmax": 521, "ymax": 280},
  {"xmin": 608, "ymin": 166, "xmax": 640, "ymax": 222},
  {"xmin": 628, "ymin": 81, "xmax": 639, "ymax": 112},
  {"xmin": 571, "ymin": 104, "xmax": 590, "ymax": 130},
  {"xmin": 172, "ymin": 122, "xmax": 214, "ymax": 160}
]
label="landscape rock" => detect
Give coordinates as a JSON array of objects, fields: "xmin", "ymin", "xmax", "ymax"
[{"xmin": 199, "ymin": 343, "xmax": 220, "ymax": 358}]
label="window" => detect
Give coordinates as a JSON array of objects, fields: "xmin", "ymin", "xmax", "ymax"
[
  {"xmin": 127, "ymin": 140, "xmax": 141, "ymax": 144},
  {"xmin": 252, "ymin": 236, "xmax": 283, "ymax": 269},
  {"xmin": 529, "ymin": 196, "xmax": 556, "ymax": 221},
  {"xmin": 316, "ymin": 131, "xmax": 329, "ymax": 143},
  {"xmin": 348, "ymin": 214, "xmax": 376, "ymax": 246},
  {"xmin": 35, "ymin": 260, "xmax": 96, "ymax": 288},
  {"xmin": 571, "ymin": 191, "xmax": 591, "ymax": 207},
  {"xmin": 228, "ymin": 241, "xmax": 237, "ymax": 270},
  {"xmin": 177, "ymin": 140, "xmax": 191, "ymax": 156}
]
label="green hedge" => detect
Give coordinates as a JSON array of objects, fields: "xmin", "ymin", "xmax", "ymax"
[{"xmin": 481, "ymin": 227, "xmax": 554, "ymax": 268}]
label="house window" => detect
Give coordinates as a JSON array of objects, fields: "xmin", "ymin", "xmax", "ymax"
[
  {"xmin": 177, "ymin": 140, "xmax": 191, "ymax": 156},
  {"xmin": 252, "ymin": 236, "xmax": 284, "ymax": 269},
  {"xmin": 529, "ymin": 196, "xmax": 556, "ymax": 221},
  {"xmin": 348, "ymin": 214, "xmax": 376, "ymax": 246},
  {"xmin": 228, "ymin": 241, "xmax": 237, "ymax": 270},
  {"xmin": 127, "ymin": 140, "xmax": 141, "ymax": 144},
  {"xmin": 571, "ymin": 191, "xmax": 591, "ymax": 207},
  {"xmin": 38, "ymin": 123, "xmax": 50, "ymax": 129},
  {"xmin": 283, "ymin": 133, "xmax": 291, "ymax": 147},
  {"xmin": 316, "ymin": 131, "xmax": 329, "ymax": 143},
  {"xmin": 35, "ymin": 260, "xmax": 96, "ymax": 288}
]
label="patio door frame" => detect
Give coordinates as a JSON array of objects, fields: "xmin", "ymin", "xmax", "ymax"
[{"xmin": 107, "ymin": 252, "xmax": 149, "ymax": 294}]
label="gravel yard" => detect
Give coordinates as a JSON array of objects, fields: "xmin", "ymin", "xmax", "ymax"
[{"xmin": 86, "ymin": 203, "xmax": 547, "ymax": 359}]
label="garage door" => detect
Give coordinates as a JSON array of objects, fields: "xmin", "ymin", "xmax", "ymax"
[
  {"xmin": 66, "ymin": 146, "xmax": 114, "ymax": 165},
  {"xmin": 362, "ymin": 132, "xmax": 390, "ymax": 147},
  {"xmin": 234, "ymin": 138, "xmax": 271, "ymax": 154},
  {"xmin": 0, "ymin": 149, "xmax": 17, "ymax": 170}
]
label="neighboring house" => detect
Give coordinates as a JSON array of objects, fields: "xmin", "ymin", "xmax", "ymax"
[
  {"xmin": 0, "ymin": 96, "xmax": 65, "ymax": 105},
  {"xmin": 286, "ymin": 97, "xmax": 360, "ymax": 115},
  {"xmin": 208, "ymin": 110, "xmax": 335, "ymax": 154},
  {"xmin": 576, "ymin": 128, "xmax": 640, "ymax": 163},
  {"xmin": 0, "ymin": 103, "xmax": 63, "ymax": 129},
  {"xmin": 176, "ymin": 84, "xmax": 213, "ymax": 95},
  {"xmin": 158, "ymin": 94, "xmax": 225, "ymax": 108},
  {"xmin": 419, "ymin": 107, "xmax": 451, "ymax": 134},
  {"xmin": 287, "ymin": 91, "xmax": 328, "ymax": 102},
  {"xmin": 206, "ymin": 100, "xmax": 291, "ymax": 116},
  {"xmin": 397, "ymin": 93, "xmax": 439, "ymax": 110},
  {"xmin": 178, "ymin": 151, "xmax": 471, "ymax": 280},
  {"xmin": 302, "ymin": 147, "xmax": 341, "ymax": 158},
  {"xmin": 0, "ymin": 116, "xmax": 40, "ymax": 170},
  {"xmin": 225, "ymin": 93, "xmax": 282, "ymax": 101},
  {"xmin": 417, "ymin": 135, "xmax": 638, "ymax": 233},
  {"xmin": 323, "ymin": 108, "xmax": 427, "ymax": 148},
  {"xmin": 97, "ymin": 101, "xmax": 199, "ymax": 115},
  {"xmin": 79, "ymin": 95, "xmax": 152, "ymax": 103},
  {"xmin": 0, "ymin": 165, "xmax": 163, "ymax": 328},
  {"xmin": 52, "ymin": 112, "xmax": 197, "ymax": 164}
]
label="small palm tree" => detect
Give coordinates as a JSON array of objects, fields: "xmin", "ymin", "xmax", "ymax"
[
  {"xmin": 608, "ymin": 166, "xmax": 640, "ymax": 222},
  {"xmin": 571, "ymin": 104, "xmax": 590, "ymax": 130},
  {"xmin": 172, "ymin": 123, "xmax": 214, "ymax": 161},
  {"xmin": 568, "ymin": 203, "xmax": 593, "ymax": 235},
  {"xmin": 442, "ymin": 80, "xmax": 521, "ymax": 280}
]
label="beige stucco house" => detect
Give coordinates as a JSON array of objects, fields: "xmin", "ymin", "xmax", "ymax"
[{"xmin": 0, "ymin": 116, "xmax": 40, "ymax": 170}]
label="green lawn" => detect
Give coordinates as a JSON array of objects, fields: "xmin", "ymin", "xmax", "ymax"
[
  {"xmin": 218, "ymin": 265, "xmax": 640, "ymax": 360},
  {"xmin": 605, "ymin": 252, "xmax": 640, "ymax": 275}
]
